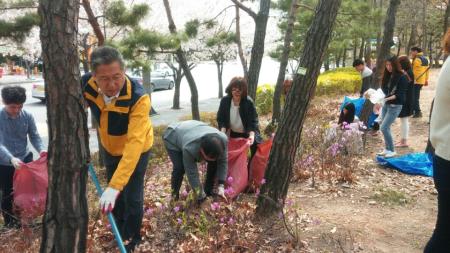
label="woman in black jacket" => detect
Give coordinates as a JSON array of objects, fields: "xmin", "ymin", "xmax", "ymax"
[
  {"xmin": 377, "ymin": 56, "xmax": 408, "ymax": 158},
  {"xmin": 396, "ymin": 55, "xmax": 415, "ymax": 147},
  {"xmin": 217, "ymin": 77, "xmax": 261, "ymax": 161}
]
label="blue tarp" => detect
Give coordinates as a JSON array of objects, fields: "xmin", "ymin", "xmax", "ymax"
[
  {"xmin": 376, "ymin": 152, "xmax": 433, "ymax": 177},
  {"xmin": 340, "ymin": 96, "xmax": 376, "ymax": 128}
]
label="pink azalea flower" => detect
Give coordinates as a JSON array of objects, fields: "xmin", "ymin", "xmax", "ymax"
[
  {"xmin": 173, "ymin": 206, "xmax": 180, "ymax": 213},
  {"xmin": 177, "ymin": 218, "xmax": 182, "ymax": 224},
  {"xmin": 210, "ymin": 202, "xmax": 220, "ymax": 211},
  {"xmin": 260, "ymin": 178, "xmax": 266, "ymax": 185},
  {"xmin": 224, "ymin": 187, "xmax": 235, "ymax": 197},
  {"xmin": 181, "ymin": 189, "xmax": 188, "ymax": 197},
  {"xmin": 227, "ymin": 217, "xmax": 235, "ymax": 225}
]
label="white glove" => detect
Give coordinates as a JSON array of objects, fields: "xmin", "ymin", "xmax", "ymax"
[
  {"xmin": 217, "ymin": 184, "xmax": 226, "ymax": 199},
  {"xmin": 99, "ymin": 187, "xmax": 120, "ymax": 213},
  {"xmin": 10, "ymin": 157, "xmax": 23, "ymax": 170}
]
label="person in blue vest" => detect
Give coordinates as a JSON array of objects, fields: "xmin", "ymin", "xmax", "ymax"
[{"xmin": 82, "ymin": 46, "xmax": 153, "ymax": 251}]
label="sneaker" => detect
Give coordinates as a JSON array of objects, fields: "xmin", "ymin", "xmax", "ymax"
[
  {"xmin": 377, "ymin": 149, "xmax": 388, "ymax": 156},
  {"xmin": 384, "ymin": 151, "xmax": 397, "ymax": 158}
]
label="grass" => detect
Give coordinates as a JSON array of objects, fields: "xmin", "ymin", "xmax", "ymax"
[{"xmin": 370, "ymin": 188, "xmax": 409, "ymax": 206}]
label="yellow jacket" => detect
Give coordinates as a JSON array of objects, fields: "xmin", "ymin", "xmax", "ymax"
[
  {"xmin": 83, "ymin": 74, "xmax": 153, "ymax": 191},
  {"xmin": 412, "ymin": 52, "xmax": 430, "ymax": 85}
]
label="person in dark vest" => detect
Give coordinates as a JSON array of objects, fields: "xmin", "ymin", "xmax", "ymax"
[{"xmin": 82, "ymin": 46, "xmax": 153, "ymax": 251}]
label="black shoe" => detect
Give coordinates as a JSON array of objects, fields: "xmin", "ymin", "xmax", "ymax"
[{"xmin": 412, "ymin": 112, "xmax": 422, "ymax": 118}]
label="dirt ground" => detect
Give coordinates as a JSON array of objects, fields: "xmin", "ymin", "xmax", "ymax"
[
  {"xmin": 0, "ymin": 70, "xmax": 440, "ymax": 253},
  {"xmin": 287, "ymin": 69, "xmax": 439, "ymax": 253}
]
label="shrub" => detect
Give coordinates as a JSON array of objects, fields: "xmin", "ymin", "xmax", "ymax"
[
  {"xmin": 255, "ymin": 84, "xmax": 274, "ymax": 116},
  {"xmin": 150, "ymin": 125, "xmax": 169, "ymax": 164},
  {"xmin": 316, "ymin": 67, "xmax": 361, "ymax": 96},
  {"xmin": 180, "ymin": 112, "xmax": 218, "ymax": 128}
]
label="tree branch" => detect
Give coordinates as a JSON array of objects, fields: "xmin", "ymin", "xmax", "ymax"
[{"xmin": 230, "ymin": 0, "xmax": 257, "ymax": 19}]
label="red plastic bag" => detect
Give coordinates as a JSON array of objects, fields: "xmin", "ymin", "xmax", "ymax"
[
  {"xmin": 13, "ymin": 154, "xmax": 48, "ymax": 221},
  {"xmin": 225, "ymin": 138, "xmax": 249, "ymax": 199},
  {"xmin": 249, "ymin": 138, "xmax": 273, "ymax": 190}
]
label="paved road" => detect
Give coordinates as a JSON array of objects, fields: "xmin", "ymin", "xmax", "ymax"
[{"xmin": 1, "ymin": 59, "xmax": 280, "ymax": 153}]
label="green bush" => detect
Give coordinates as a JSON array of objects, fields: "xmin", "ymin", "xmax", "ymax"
[
  {"xmin": 255, "ymin": 84, "xmax": 275, "ymax": 116},
  {"xmin": 150, "ymin": 125, "xmax": 169, "ymax": 163},
  {"xmin": 316, "ymin": 67, "xmax": 361, "ymax": 96}
]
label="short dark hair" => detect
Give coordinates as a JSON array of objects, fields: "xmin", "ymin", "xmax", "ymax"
[
  {"xmin": 352, "ymin": 59, "xmax": 364, "ymax": 67},
  {"xmin": 410, "ymin": 46, "xmax": 422, "ymax": 53},
  {"xmin": 225, "ymin": 77, "xmax": 248, "ymax": 98},
  {"xmin": 90, "ymin": 46, "xmax": 125, "ymax": 72},
  {"xmin": 1, "ymin": 86, "xmax": 26, "ymax": 104},
  {"xmin": 200, "ymin": 134, "xmax": 225, "ymax": 159}
]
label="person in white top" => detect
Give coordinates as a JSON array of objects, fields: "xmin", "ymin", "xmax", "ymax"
[
  {"xmin": 424, "ymin": 29, "xmax": 450, "ymax": 253},
  {"xmin": 217, "ymin": 77, "xmax": 261, "ymax": 166}
]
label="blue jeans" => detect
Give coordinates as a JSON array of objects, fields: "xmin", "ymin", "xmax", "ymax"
[{"xmin": 380, "ymin": 104, "xmax": 402, "ymax": 152}]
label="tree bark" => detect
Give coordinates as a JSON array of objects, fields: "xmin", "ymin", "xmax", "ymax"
[
  {"xmin": 38, "ymin": 0, "xmax": 90, "ymax": 252},
  {"xmin": 336, "ymin": 51, "xmax": 341, "ymax": 68},
  {"xmin": 342, "ymin": 47, "xmax": 347, "ymax": 67},
  {"xmin": 445, "ymin": 0, "xmax": 450, "ymax": 34},
  {"xmin": 359, "ymin": 38, "xmax": 365, "ymax": 60},
  {"xmin": 407, "ymin": 23, "xmax": 417, "ymax": 54},
  {"xmin": 163, "ymin": 0, "xmax": 200, "ymax": 120},
  {"xmin": 215, "ymin": 59, "xmax": 224, "ymax": 98},
  {"xmin": 235, "ymin": 5, "xmax": 248, "ymax": 79},
  {"xmin": 81, "ymin": 0, "xmax": 104, "ymax": 46},
  {"xmin": 256, "ymin": 0, "xmax": 341, "ymax": 216},
  {"xmin": 373, "ymin": 0, "xmax": 401, "ymax": 88},
  {"xmin": 353, "ymin": 39, "xmax": 358, "ymax": 62},
  {"xmin": 167, "ymin": 60, "xmax": 183, "ymax": 109},
  {"xmin": 364, "ymin": 38, "xmax": 372, "ymax": 66},
  {"xmin": 272, "ymin": 0, "xmax": 299, "ymax": 124},
  {"xmin": 324, "ymin": 54, "xmax": 330, "ymax": 71},
  {"xmin": 243, "ymin": 0, "xmax": 271, "ymax": 100}
]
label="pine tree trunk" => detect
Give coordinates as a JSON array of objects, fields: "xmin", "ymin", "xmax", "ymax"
[
  {"xmin": 256, "ymin": 0, "xmax": 341, "ymax": 216},
  {"xmin": 324, "ymin": 54, "xmax": 330, "ymax": 71},
  {"xmin": 172, "ymin": 67, "xmax": 183, "ymax": 110},
  {"xmin": 336, "ymin": 52, "xmax": 341, "ymax": 68},
  {"xmin": 359, "ymin": 38, "xmax": 365, "ymax": 60},
  {"xmin": 445, "ymin": 0, "xmax": 450, "ymax": 34},
  {"xmin": 39, "ymin": 0, "xmax": 90, "ymax": 252},
  {"xmin": 163, "ymin": 0, "xmax": 200, "ymax": 120},
  {"xmin": 247, "ymin": 0, "xmax": 271, "ymax": 100},
  {"xmin": 407, "ymin": 24, "xmax": 417, "ymax": 54},
  {"xmin": 272, "ymin": 0, "xmax": 298, "ymax": 123},
  {"xmin": 215, "ymin": 59, "xmax": 224, "ymax": 98},
  {"xmin": 342, "ymin": 48, "xmax": 347, "ymax": 67},
  {"xmin": 353, "ymin": 39, "xmax": 358, "ymax": 62},
  {"xmin": 374, "ymin": 0, "xmax": 401, "ymax": 88},
  {"xmin": 235, "ymin": 5, "xmax": 248, "ymax": 79},
  {"xmin": 365, "ymin": 38, "xmax": 372, "ymax": 66}
]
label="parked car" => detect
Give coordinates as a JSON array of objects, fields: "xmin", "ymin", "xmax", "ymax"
[
  {"xmin": 32, "ymin": 82, "xmax": 46, "ymax": 102},
  {"xmin": 150, "ymin": 70, "xmax": 174, "ymax": 91}
]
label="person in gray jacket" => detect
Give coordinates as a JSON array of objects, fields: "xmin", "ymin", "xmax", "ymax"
[
  {"xmin": 163, "ymin": 120, "xmax": 228, "ymax": 202},
  {"xmin": 353, "ymin": 59, "xmax": 373, "ymax": 97}
]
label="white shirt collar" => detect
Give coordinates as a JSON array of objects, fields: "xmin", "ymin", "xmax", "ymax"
[{"xmin": 101, "ymin": 91, "xmax": 120, "ymax": 105}]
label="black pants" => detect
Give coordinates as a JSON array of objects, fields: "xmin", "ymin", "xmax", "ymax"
[
  {"xmin": 413, "ymin": 84, "xmax": 422, "ymax": 114},
  {"xmin": 0, "ymin": 152, "xmax": 33, "ymax": 227},
  {"xmin": 167, "ymin": 149, "xmax": 222, "ymax": 198},
  {"xmin": 104, "ymin": 150, "xmax": 150, "ymax": 248},
  {"xmin": 424, "ymin": 155, "xmax": 450, "ymax": 253}
]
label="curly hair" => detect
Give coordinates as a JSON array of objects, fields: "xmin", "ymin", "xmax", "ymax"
[{"xmin": 1, "ymin": 86, "xmax": 27, "ymax": 104}]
